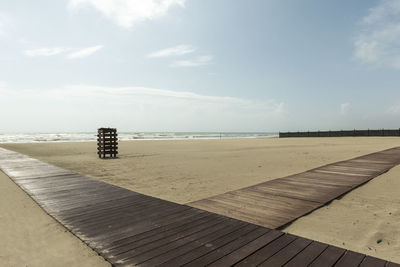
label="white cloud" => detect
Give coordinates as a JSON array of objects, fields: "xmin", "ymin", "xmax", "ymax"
[
  {"xmin": 340, "ymin": 102, "xmax": 351, "ymax": 115},
  {"xmin": 388, "ymin": 104, "xmax": 400, "ymax": 114},
  {"xmin": 24, "ymin": 47, "xmax": 71, "ymax": 57},
  {"xmin": 23, "ymin": 45, "xmax": 103, "ymax": 58},
  {"xmin": 354, "ymin": 40, "xmax": 379, "ymax": 63},
  {"xmin": 354, "ymin": 0, "xmax": 400, "ymax": 69},
  {"xmin": 42, "ymin": 85, "xmax": 274, "ymax": 107},
  {"xmin": 148, "ymin": 45, "xmax": 196, "ymax": 58},
  {"xmin": 68, "ymin": 0, "xmax": 185, "ymax": 28},
  {"xmin": 0, "ymin": 16, "xmax": 6, "ymax": 37},
  {"xmin": 170, "ymin": 55, "xmax": 213, "ymax": 67},
  {"xmin": 0, "ymin": 84, "xmax": 285, "ymax": 132},
  {"xmin": 0, "ymin": 13, "xmax": 13, "ymax": 38},
  {"xmin": 66, "ymin": 45, "xmax": 103, "ymax": 59}
]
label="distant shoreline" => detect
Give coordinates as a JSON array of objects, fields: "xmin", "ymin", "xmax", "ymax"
[{"xmin": 0, "ymin": 132, "xmax": 278, "ymax": 144}]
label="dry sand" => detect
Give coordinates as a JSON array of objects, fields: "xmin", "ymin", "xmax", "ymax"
[
  {"xmin": 1, "ymin": 137, "xmax": 400, "ymax": 263},
  {"xmin": 0, "ymin": 170, "xmax": 110, "ymax": 267},
  {"xmin": 284, "ymin": 164, "xmax": 400, "ymax": 263},
  {"xmin": 2, "ymin": 137, "xmax": 400, "ymax": 204}
]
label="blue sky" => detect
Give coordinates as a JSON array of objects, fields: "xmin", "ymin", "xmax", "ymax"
[{"xmin": 1, "ymin": 0, "xmax": 400, "ymax": 132}]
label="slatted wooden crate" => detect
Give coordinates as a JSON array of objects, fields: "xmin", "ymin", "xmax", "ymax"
[{"xmin": 97, "ymin": 128, "xmax": 118, "ymax": 159}]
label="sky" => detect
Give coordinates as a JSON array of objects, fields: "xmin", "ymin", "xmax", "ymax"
[{"xmin": 1, "ymin": 0, "xmax": 400, "ymax": 132}]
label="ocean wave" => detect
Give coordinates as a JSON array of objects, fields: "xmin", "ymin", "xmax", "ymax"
[{"xmin": 0, "ymin": 132, "xmax": 278, "ymax": 143}]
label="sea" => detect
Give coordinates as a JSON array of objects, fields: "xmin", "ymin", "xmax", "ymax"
[{"xmin": 0, "ymin": 132, "xmax": 278, "ymax": 143}]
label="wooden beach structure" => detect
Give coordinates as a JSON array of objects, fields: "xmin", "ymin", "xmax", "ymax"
[
  {"xmin": 97, "ymin": 128, "xmax": 118, "ymax": 159},
  {"xmin": 0, "ymin": 147, "xmax": 399, "ymax": 266}
]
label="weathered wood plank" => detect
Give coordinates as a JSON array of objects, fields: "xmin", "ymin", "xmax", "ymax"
[
  {"xmin": 284, "ymin": 241, "xmax": 329, "ymax": 267},
  {"xmin": 334, "ymin": 251, "xmax": 365, "ymax": 267},
  {"xmin": 234, "ymin": 234, "xmax": 295, "ymax": 266},
  {"xmin": 359, "ymin": 256, "xmax": 387, "ymax": 267},
  {"xmin": 182, "ymin": 227, "xmax": 274, "ymax": 266},
  {"xmin": 309, "ymin": 246, "xmax": 346, "ymax": 266},
  {"xmin": 158, "ymin": 224, "xmax": 259, "ymax": 267},
  {"xmin": 208, "ymin": 231, "xmax": 290, "ymax": 266},
  {"xmin": 258, "ymin": 237, "xmax": 312, "ymax": 266}
]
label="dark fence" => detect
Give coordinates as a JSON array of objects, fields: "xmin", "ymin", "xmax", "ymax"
[
  {"xmin": 97, "ymin": 128, "xmax": 118, "ymax": 158},
  {"xmin": 279, "ymin": 129, "xmax": 400, "ymax": 138}
]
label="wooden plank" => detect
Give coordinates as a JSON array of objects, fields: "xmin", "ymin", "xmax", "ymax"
[
  {"xmin": 184, "ymin": 228, "xmax": 279, "ymax": 266},
  {"xmin": 211, "ymin": 193, "xmax": 308, "ymax": 219},
  {"xmin": 136, "ymin": 221, "xmax": 250, "ymax": 266},
  {"xmin": 207, "ymin": 231, "xmax": 289, "ymax": 266},
  {"xmin": 334, "ymin": 251, "xmax": 365, "ymax": 267},
  {"xmin": 258, "ymin": 237, "xmax": 312, "ymax": 266},
  {"xmin": 103, "ymin": 210, "xmax": 211, "ymax": 250},
  {"xmin": 234, "ymin": 234, "xmax": 296, "ymax": 266},
  {"xmin": 282, "ymin": 174, "xmax": 355, "ymax": 188},
  {"xmin": 61, "ymin": 196, "xmax": 157, "ymax": 223},
  {"xmin": 297, "ymin": 171, "xmax": 368, "ymax": 187},
  {"xmin": 246, "ymin": 182, "xmax": 346, "ymax": 203},
  {"xmin": 318, "ymin": 165, "xmax": 379, "ymax": 175},
  {"xmin": 88, "ymin": 208, "xmax": 204, "ymax": 248},
  {"xmin": 359, "ymin": 256, "xmax": 387, "ymax": 267},
  {"xmin": 386, "ymin": 262, "xmax": 400, "ymax": 267},
  {"xmin": 189, "ymin": 198, "xmax": 288, "ymax": 228},
  {"xmin": 63, "ymin": 195, "xmax": 170, "ymax": 222},
  {"xmin": 158, "ymin": 224, "xmax": 259, "ymax": 266},
  {"xmin": 284, "ymin": 241, "xmax": 329, "ymax": 267},
  {"xmin": 113, "ymin": 218, "xmax": 241, "ymax": 265},
  {"xmin": 102, "ymin": 212, "xmax": 217, "ymax": 257},
  {"xmin": 309, "ymin": 246, "xmax": 346, "ymax": 267},
  {"xmin": 313, "ymin": 169, "xmax": 369, "ymax": 177},
  {"xmin": 73, "ymin": 204, "xmax": 190, "ymax": 238},
  {"xmin": 71, "ymin": 204, "xmax": 188, "ymax": 233},
  {"xmin": 101, "ymin": 213, "xmax": 222, "ymax": 255},
  {"xmin": 109, "ymin": 216, "xmax": 231, "ymax": 263},
  {"xmin": 227, "ymin": 189, "xmax": 321, "ymax": 214}
]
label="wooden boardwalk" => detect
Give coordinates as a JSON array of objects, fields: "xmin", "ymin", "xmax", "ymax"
[
  {"xmin": 0, "ymin": 147, "xmax": 399, "ymax": 266},
  {"xmin": 189, "ymin": 147, "xmax": 400, "ymax": 229}
]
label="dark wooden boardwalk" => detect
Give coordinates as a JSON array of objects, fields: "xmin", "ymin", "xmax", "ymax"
[
  {"xmin": 0, "ymin": 147, "xmax": 399, "ymax": 266},
  {"xmin": 189, "ymin": 147, "xmax": 400, "ymax": 229}
]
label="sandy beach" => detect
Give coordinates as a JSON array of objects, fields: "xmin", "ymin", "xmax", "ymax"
[
  {"xmin": 285, "ymin": 164, "xmax": 400, "ymax": 263},
  {"xmin": 0, "ymin": 170, "xmax": 110, "ymax": 267},
  {"xmin": 1, "ymin": 137, "xmax": 400, "ymax": 263}
]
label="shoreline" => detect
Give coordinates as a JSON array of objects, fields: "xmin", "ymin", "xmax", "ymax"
[
  {"xmin": 0, "ymin": 136, "xmax": 279, "ymax": 144},
  {"xmin": 0, "ymin": 132, "xmax": 278, "ymax": 144}
]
